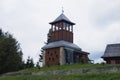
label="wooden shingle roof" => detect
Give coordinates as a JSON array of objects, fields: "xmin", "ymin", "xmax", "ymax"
[
  {"xmin": 102, "ymin": 44, "xmax": 120, "ymax": 58},
  {"xmin": 42, "ymin": 40, "xmax": 81, "ymax": 51},
  {"xmin": 50, "ymin": 13, "xmax": 75, "ymax": 25}
]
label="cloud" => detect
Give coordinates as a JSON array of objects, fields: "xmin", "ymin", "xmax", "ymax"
[
  {"xmin": 89, "ymin": 51, "xmax": 104, "ymax": 63},
  {"xmin": 72, "ymin": 0, "xmax": 120, "ymax": 63},
  {"xmin": 0, "ymin": 0, "xmax": 18, "ymax": 13},
  {"xmin": 0, "ymin": 0, "xmax": 120, "ymax": 63},
  {"xmin": 90, "ymin": 0, "xmax": 120, "ymax": 27}
]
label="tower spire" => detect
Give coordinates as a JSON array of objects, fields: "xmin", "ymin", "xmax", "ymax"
[{"xmin": 62, "ymin": 7, "xmax": 64, "ymax": 14}]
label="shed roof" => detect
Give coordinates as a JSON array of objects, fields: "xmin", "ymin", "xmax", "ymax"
[
  {"xmin": 102, "ymin": 44, "xmax": 120, "ymax": 58},
  {"xmin": 42, "ymin": 40, "xmax": 81, "ymax": 51},
  {"xmin": 50, "ymin": 13, "xmax": 75, "ymax": 25}
]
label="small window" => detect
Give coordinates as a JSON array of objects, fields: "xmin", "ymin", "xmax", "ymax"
[
  {"xmin": 47, "ymin": 51, "xmax": 49, "ymax": 54},
  {"xmin": 50, "ymin": 53, "xmax": 53, "ymax": 56},
  {"xmin": 52, "ymin": 58, "xmax": 54, "ymax": 61},
  {"xmin": 56, "ymin": 55, "xmax": 58, "ymax": 58},
  {"xmin": 49, "ymin": 58, "xmax": 51, "ymax": 61},
  {"xmin": 55, "ymin": 51, "xmax": 56, "ymax": 54}
]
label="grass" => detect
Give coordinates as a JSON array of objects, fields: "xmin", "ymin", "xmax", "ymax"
[
  {"xmin": 18, "ymin": 64, "xmax": 120, "ymax": 73},
  {"xmin": 1, "ymin": 64, "xmax": 120, "ymax": 80},
  {"xmin": 0, "ymin": 72, "xmax": 120, "ymax": 80}
]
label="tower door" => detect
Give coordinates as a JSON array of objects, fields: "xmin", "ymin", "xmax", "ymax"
[
  {"xmin": 64, "ymin": 49, "xmax": 74, "ymax": 64},
  {"xmin": 73, "ymin": 52, "xmax": 80, "ymax": 63}
]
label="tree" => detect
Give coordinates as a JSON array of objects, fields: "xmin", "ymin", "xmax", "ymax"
[
  {"xmin": 0, "ymin": 29, "xmax": 3, "ymax": 37},
  {"xmin": 29, "ymin": 58, "xmax": 34, "ymax": 68},
  {"xmin": 0, "ymin": 29, "xmax": 24, "ymax": 74},
  {"xmin": 39, "ymin": 52, "xmax": 43, "ymax": 62},
  {"xmin": 26, "ymin": 56, "xmax": 34, "ymax": 68},
  {"xmin": 36, "ymin": 62, "xmax": 40, "ymax": 69},
  {"xmin": 36, "ymin": 49, "xmax": 43, "ymax": 68}
]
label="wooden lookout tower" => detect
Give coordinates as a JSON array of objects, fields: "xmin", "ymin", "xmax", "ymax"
[{"xmin": 42, "ymin": 13, "xmax": 90, "ymax": 66}]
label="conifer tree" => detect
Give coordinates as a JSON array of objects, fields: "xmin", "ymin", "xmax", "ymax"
[
  {"xmin": 0, "ymin": 29, "xmax": 24, "ymax": 74},
  {"xmin": 26, "ymin": 56, "xmax": 34, "ymax": 68}
]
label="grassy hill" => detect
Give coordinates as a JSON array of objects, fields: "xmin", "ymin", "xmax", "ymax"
[
  {"xmin": 18, "ymin": 64, "xmax": 120, "ymax": 72},
  {"xmin": 1, "ymin": 72, "xmax": 120, "ymax": 80},
  {"xmin": 0, "ymin": 64, "xmax": 120, "ymax": 80}
]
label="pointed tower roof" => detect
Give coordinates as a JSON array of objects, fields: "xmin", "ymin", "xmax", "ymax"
[{"xmin": 50, "ymin": 13, "xmax": 75, "ymax": 25}]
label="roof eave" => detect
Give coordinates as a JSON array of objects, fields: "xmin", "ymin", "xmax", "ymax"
[
  {"xmin": 49, "ymin": 20, "xmax": 75, "ymax": 25},
  {"xmin": 101, "ymin": 56, "xmax": 120, "ymax": 58}
]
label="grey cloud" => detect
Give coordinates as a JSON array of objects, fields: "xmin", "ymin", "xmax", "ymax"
[
  {"xmin": 90, "ymin": 0, "xmax": 120, "ymax": 27},
  {"xmin": 1, "ymin": 0, "xmax": 120, "ymax": 63},
  {"xmin": 96, "ymin": 9, "xmax": 120, "ymax": 26}
]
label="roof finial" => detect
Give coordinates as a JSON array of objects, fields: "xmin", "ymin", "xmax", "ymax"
[{"xmin": 62, "ymin": 7, "xmax": 64, "ymax": 14}]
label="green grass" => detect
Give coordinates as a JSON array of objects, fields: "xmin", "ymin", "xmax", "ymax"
[
  {"xmin": 1, "ymin": 64, "xmax": 120, "ymax": 80},
  {"xmin": 19, "ymin": 64, "xmax": 120, "ymax": 73},
  {"xmin": 0, "ymin": 72, "xmax": 120, "ymax": 80}
]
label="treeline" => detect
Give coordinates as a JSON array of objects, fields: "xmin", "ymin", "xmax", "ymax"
[{"xmin": 0, "ymin": 29, "xmax": 42, "ymax": 74}]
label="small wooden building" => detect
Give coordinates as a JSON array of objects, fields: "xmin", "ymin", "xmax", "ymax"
[
  {"xmin": 42, "ymin": 13, "xmax": 90, "ymax": 66},
  {"xmin": 102, "ymin": 44, "xmax": 120, "ymax": 64}
]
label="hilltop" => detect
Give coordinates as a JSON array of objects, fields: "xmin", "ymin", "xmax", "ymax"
[{"xmin": 0, "ymin": 64, "xmax": 120, "ymax": 80}]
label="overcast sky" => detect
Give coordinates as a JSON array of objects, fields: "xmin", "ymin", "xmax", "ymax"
[{"xmin": 0, "ymin": 0, "xmax": 120, "ymax": 63}]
